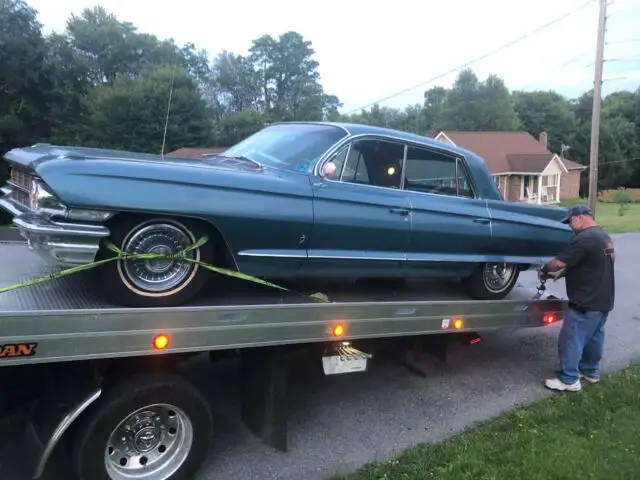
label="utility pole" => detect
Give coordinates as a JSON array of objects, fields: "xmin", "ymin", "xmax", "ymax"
[{"xmin": 588, "ymin": 0, "xmax": 607, "ymax": 217}]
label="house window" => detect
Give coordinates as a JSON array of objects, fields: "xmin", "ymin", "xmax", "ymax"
[
  {"xmin": 403, "ymin": 146, "xmax": 473, "ymax": 198},
  {"xmin": 541, "ymin": 174, "xmax": 559, "ymax": 187}
]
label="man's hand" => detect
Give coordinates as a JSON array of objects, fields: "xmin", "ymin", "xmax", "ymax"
[{"xmin": 538, "ymin": 265, "xmax": 566, "ymax": 281}]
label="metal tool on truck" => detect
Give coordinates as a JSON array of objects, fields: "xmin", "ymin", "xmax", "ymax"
[{"xmin": 0, "ymin": 242, "xmax": 565, "ymax": 480}]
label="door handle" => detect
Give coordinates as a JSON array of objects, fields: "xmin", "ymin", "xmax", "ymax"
[
  {"xmin": 390, "ymin": 208, "xmax": 410, "ymax": 216},
  {"xmin": 473, "ymin": 218, "xmax": 491, "ymax": 224}
]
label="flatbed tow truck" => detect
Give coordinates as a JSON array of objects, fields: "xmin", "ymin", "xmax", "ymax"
[{"xmin": 0, "ymin": 242, "xmax": 566, "ymax": 480}]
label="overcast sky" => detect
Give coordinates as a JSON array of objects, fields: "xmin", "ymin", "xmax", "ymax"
[{"xmin": 26, "ymin": 0, "xmax": 640, "ymax": 113}]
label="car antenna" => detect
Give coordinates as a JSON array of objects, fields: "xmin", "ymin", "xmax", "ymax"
[{"xmin": 160, "ymin": 61, "xmax": 178, "ymax": 160}]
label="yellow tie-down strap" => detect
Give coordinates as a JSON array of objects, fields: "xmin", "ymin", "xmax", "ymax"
[{"xmin": 0, "ymin": 235, "xmax": 331, "ymax": 303}]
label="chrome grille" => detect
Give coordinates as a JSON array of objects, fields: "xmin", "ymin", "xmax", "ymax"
[
  {"xmin": 10, "ymin": 167, "xmax": 35, "ymax": 192},
  {"xmin": 12, "ymin": 189, "xmax": 30, "ymax": 207},
  {"xmin": 8, "ymin": 167, "xmax": 36, "ymax": 209}
]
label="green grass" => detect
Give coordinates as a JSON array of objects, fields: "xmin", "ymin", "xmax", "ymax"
[
  {"xmin": 335, "ymin": 364, "xmax": 640, "ymax": 480},
  {"xmin": 559, "ymin": 198, "xmax": 640, "ymax": 233}
]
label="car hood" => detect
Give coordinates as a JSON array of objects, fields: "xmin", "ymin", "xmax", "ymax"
[{"xmin": 3, "ymin": 144, "xmax": 311, "ymax": 207}]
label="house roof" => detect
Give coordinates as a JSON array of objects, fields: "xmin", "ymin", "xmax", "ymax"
[
  {"xmin": 506, "ymin": 154, "xmax": 556, "ymax": 173},
  {"xmin": 431, "ymin": 131, "xmax": 586, "ymax": 173},
  {"xmin": 166, "ymin": 147, "xmax": 227, "ymax": 158}
]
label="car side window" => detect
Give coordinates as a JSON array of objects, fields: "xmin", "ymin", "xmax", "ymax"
[
  {"xmin": 340, "ymin": 139, "xmax": 404, "ymax": 189},
  {"xmin": 403, "ymin": 146, "xmax": 474, "ymax": 198}
]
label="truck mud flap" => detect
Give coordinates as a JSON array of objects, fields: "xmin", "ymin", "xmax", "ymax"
[{"xmin": 240, "ymin": 346, "xmax": 288, "ymax": 452}]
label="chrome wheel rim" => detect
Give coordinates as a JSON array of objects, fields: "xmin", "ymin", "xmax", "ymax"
[
  {"xmin": 482, "ymin": 262, "xmax": 516, "ymax": 293},
  {"xmin": 120, "ymin": 221, "xmax": 198, "ymax": 292},
  {"xmin": 105, "ymin": 403, "xmax": 193, "ymax": 480}
]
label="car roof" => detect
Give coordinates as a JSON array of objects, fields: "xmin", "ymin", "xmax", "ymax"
[{"xmin": 269, "ymin": 121, "xmax": 487, "ymax": 170}]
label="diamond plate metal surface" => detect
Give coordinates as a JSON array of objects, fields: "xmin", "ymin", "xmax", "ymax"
[{"xmin": 0, "ymin": 244, "xmax": 538, "ymax": 312}]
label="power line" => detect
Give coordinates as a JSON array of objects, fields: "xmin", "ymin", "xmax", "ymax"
[
  {"xmin": 606, "ymin": 38, "xmax": 640, "ymax": 44},
  {"xmin": 598, "ymin": 157, "xmax": 640, "ymax": 166},
  {"xmin": 518, "ymin": 49, "xmax": 594, "ymax": 90},
  {"xmin": 345, "ymin": 0, "xmax": 596, "ymax": 114}
]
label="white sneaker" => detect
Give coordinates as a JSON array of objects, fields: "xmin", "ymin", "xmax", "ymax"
[
  {"xmin": 544, "ymin": 378, "xmax": 582, "ymax": 392},
  {"xmin": 580, "ymin": 373, "xmax": 600, "ymax": 384}
]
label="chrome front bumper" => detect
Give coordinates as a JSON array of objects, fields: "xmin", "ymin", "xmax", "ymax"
[{"xmin": 0, "ymin": 193, "xmax": 111, "ymax": 266}]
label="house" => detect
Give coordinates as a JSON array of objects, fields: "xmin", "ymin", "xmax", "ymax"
[
  {"xmin": 427, "ymin": 130, "xmax": 586, "ymax": 204},
  {"xmin": 166, "ymin": 147, "xmax": 227, "ymax": 158}
]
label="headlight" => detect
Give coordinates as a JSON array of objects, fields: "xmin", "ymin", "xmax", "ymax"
[{"xmin": 29, "ymin": 180, "xmax": 60, "ymax": 214}]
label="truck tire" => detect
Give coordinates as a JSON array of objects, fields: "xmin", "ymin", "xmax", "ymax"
[
  {"xmin": 72, "ymin": 374, "xmax": 213, "ymax": 480},
  {"xmin": 461, "ymin": 262, "xmax": 520, "ymax": 300},
  {"xmin": 98, "ymin": 215, "xmax": 214, "ymax": 307}
]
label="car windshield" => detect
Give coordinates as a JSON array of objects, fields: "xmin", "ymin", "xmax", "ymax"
[{"xmin": 222, "ymin": 123, "xmax": 348, "ymax": 173}]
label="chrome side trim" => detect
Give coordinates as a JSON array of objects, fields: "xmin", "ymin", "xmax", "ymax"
[
  {"xmin": 32, "ymin": 389, "xmax": 102, "ymax": 479},
  {"xmin": 237, "ymin": 249, "xmax": 545, "ymax": 265},
  {"xmin": 237, "ymin": 250, "xmax": 306, "ymax": 258},
  {"xmin": 13, "ymin": 215, "xmax": 111, "ymax": 238}
]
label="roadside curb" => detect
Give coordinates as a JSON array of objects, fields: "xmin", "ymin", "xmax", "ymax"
[{"xmin": 0, "ymin": 228, "xmax": 24, "ymax": 243}]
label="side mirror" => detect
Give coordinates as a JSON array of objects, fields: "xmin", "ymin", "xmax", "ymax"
[{"xmin": 322, "ymin": 161, "xmax": 337, "ymax": 177}]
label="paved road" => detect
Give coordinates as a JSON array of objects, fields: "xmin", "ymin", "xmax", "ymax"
[
  {"xmin": 191, "ymin": 232, "xmax": 640, "ymax": 480},
  {"xmin": 0, "ymin": 226, "xmax": 22, "ymax": 243}
]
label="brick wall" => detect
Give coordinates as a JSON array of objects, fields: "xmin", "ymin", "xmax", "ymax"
[{"xmin": 560, "ymin": 170, "xmax": 581, "ymax": 199}]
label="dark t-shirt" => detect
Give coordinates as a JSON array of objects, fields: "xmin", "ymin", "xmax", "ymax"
[{"xmin": 556, "ymin": 225, "xmax": 615, "ymax": 312}]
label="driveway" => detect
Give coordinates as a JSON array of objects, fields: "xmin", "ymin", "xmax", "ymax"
[{"xmin": 194, "ymin": 232, "xmax": 640, "ymax": 480}]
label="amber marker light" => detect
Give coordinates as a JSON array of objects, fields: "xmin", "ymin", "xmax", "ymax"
[
  {"xmin": 453, "ymin": 318, "xmax": 464, "ymax": 329},
  {"xmin": 153, "ymin": 334, "xmax": 170, "ymax": 350},
  {"xmin": 332, "ymin": 324, "xmax": 345, "ymax": 337}
]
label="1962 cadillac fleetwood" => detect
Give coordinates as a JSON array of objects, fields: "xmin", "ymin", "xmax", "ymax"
[{"xmin": 0, "ymin": 122, "xmax": 573, "ymax": 307}]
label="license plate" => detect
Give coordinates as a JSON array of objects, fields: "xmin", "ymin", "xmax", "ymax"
[{"xmin": 322, "ymin": 354, "xmax": 368, "ymax": 375}]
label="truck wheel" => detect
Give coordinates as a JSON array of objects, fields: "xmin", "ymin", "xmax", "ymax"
[
  {"xmin": 72, "ymin": 374, "xmax": 213, "ymax": 480},
  {"xmin": 98, "ymin": 216, "xmax": 214, "ymax": 307},
  {"xmin": 461, "ymin": 262, "xmax": 519, "ymax": 300}
]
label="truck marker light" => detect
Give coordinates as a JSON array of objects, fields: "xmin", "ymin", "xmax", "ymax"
[
  {"xmin": 332, "ymin": 324, "xmax": 345, "ymax": 337},
  {"xmin": 544, "ymin": 313, "xmax": 556, "ymax": 324},
  {"xmin": 153, "ymin": 334, "xmax": 170, "ymax": 350},
  {"xmin": 453, "ymin": 318, "xmax": 463, "ymax": 329}
]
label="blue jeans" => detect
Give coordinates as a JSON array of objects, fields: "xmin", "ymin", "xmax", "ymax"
[{"xmin": 556, "ymin": 307, "xmax": 609, "ymax": 384}]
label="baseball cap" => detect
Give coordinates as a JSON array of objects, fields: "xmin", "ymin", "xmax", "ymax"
[{"xmin": 561, "ymin": 204, "xmax": 593, "ymax": 224}]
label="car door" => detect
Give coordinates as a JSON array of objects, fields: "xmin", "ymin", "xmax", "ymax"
[
  {"xmin": 303, "ymin": 137, "xmax": 412, "ymax": 277},
  {"xmin": 401, "ymin": 144, "xmax": 492, "ymax": 277}
]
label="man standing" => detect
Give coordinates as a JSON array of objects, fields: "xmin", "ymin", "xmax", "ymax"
[{"xmin": 538, "ymin": 204, "xmax": 616, "ymax": 392}]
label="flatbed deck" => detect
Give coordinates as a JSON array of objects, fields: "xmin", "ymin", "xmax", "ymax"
[{"xmin": 0, "ymin": 244, "xmax": 566, "ymax": 366}]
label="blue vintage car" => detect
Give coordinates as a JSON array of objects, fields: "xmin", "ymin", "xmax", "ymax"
[{"xmin": 0, "ymin": 122, "xmax": 573, "ymax": 307}]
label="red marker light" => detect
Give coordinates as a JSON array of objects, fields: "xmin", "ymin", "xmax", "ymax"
[{"xmin": 544, "ymin": 313, "xmax": 556, "ymax": 324}]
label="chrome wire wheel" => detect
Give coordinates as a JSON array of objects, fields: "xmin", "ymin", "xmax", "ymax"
[
  {"xmin": 117, "ymin": 220, "xmax": 200, "ymax": 295},
  {"xmin": 104, "ymin": 403, "xmax": 193, "ymax": 480},
  {"xmin": 482, "ymin": 262, "xmax": 516, "ymax": 293}
]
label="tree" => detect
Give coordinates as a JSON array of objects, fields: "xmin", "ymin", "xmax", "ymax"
[
  {"xmin": 247, "ymin": 31, "xmax": 341, "ymax": 122},
  {"xmin": 512, "ymin": 90, "xmax": 578, "ymax": 154},
  {"xmin": 82, "ymin": 67, "xmax": 215, "ymax": 153},
  {"xmin": 0, "ymin": 0, "xmax": 51, "ymax": 154},
  {"xmin": 433, "ymin": 69, "xmax": 521, "ymax": 131}
]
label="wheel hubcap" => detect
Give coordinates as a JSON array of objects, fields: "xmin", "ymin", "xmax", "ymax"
[
  {"xmin": 482, "ymin": 263, "xmax": 515, "ymax": 293},
  {"xmin": 120, "ymin": 222, "xmax": 198, "ymax": 292},
  {"xmin": 105, "ymin": 404, "xmax": 193, "ymax": 480}
]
